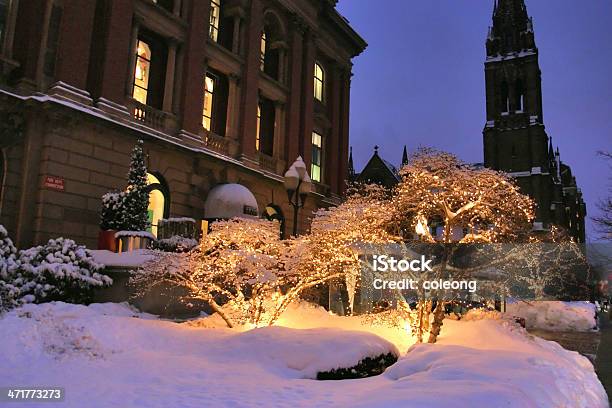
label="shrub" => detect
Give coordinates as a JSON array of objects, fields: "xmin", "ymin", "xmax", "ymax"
[
  {"xmin": 3, "ymin": 237, "xmax": 112, "ymax": 307},
  {"xmin": 316, "ymin": 352, "xmax": 398, "ymax": 380},
  {"xmin": 0, "ymin": 225, "xmax": 20, "ymax": 311},
  {"xmin": 151, "ymin": 236, "xmax": 198, "ymax": 253}
]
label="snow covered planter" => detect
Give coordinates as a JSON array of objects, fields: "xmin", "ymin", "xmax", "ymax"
[
  {"xmin": 10, "ymin": 238, "xmax": 112, "ymax": 306},
  {"xmin": 98, "ymin": 191, "xmax": 123, "ymax": 251},
  {"xmin": 150, "ymin": 235, "xmax": 198, "ymax": 253},
  {"xmin": 115, "ymin": 231, "xmax": 155, "ymax": 253}
]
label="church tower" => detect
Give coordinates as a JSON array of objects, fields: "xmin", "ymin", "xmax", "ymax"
[{"xmin": 483, "ymin": 0, "xmax": 586, "ymax": 240}]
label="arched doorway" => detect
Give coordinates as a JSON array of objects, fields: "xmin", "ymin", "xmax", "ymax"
[{"xmin": 146, "ymin": 172, "xmax": 169, "ymax": 237}]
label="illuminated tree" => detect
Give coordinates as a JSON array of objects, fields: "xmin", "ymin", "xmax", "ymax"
[{"xmin": 388, "ymin": 149, "xmax": 536, "ymax": 343}]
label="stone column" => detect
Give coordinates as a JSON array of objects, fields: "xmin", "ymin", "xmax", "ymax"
[
  {"xmin": 178, "ymin": 0, "xmax": 209, "ymax": 136},
  {"xmin": 338, "ymin": 68, "xmax": 352, "ymax": 195},
  {"xmin": 225, "ymin": 73, "xmax": 240, "ymax": 140},
  {"xmin": 163, "ymin": 38, "xmax": 178, "ymax": 113},
  {"xmin": 300, "ymin": 29, "xmax": 315, "ymax": 170},
  {"xmin": 125, "ymin": 19, "xmax": 140, "ymax": 98},
  {"xmin": 285, "ymin": 15, "xmax": 305, "ymax": 164},
  {"xmin": 273, "ymin": 101, "xmax": 285, "ymax": 161},
  {"xmin": 49, "ymin": 0, "xmax": 97, "ymax": 104},
  {"xmin": 238, "ymin": 0, "xmax": 263, "ymax": 164},
  {"xmin": 232, "ymin": 15, "xmax": 241, "ymax": 54},
  {"xmin": 277, "ymin": 46, "xmax": 287, "ymax": 84},
  {"xmin": 172, "ymin": 0, "xmax": 182, "ymax": 16},
  {"xmin": 327, "ymin": 63, "xmax": 342, "ymax": 194},
  {"xmin": 95, "ymin": 0, "xmax": 134, "ymax": 116}
]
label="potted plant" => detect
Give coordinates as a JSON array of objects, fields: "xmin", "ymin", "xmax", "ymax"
[{"xmin": 98, "ymin": 191, "xmax": 123, "ymax": 251}]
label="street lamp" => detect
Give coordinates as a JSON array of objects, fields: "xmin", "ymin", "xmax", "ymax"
[{"xmin": 284, "ymin": 156, "xmax": 312, "ymax": 236}]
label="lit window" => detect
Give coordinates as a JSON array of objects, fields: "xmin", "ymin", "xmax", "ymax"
[
  {"xmin": 209, "ymin": 0, "xmax": 221, "ymax": 42},
  {"xmin": 260, "ymin": 31, "xmax": 267, "ymax": 71},
  {"xmin": 256, "ymin": 104, "xmax": 261, "ymax": 151},
  {"xmin": 146, "ymin": 173, "xmax": 166, "ymax": 237},
  {"xmin": 132, "ymin": 40, "xmax": 151, "ymax": 104},
  {"xmin": 311, "ymin": 131, "xmax": 323, "ymax": 182},
  {"xmin": 202, "ymin": 74, "xmax": 215, "ymax": 130},
  {"xmin": 314, "ymin": 62, "xmax": 325, "ymax": 102}
]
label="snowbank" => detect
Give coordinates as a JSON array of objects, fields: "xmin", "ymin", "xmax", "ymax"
[
  {"xmin": 0, "ymin": 301, "xmax": 607, "ymax": 408},
  {"xmin": 506, "ymin": 300, "xmax": 597, "ymax": 332}
]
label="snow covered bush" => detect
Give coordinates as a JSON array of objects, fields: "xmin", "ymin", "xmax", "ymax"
[
  {"xmin": 100, "ymin": 191, "xmax": 125, "ymax": 230},
  {"xmin": 0, "ymin": 225, "xmax": 20, "ymax": 311},
  {"xmin": 10, "ymin": 238, "xmax": 112, "ymax": 306},
  {"xmin": 151, "ymin": 236, "xmax": 198, "ymax": 253}
]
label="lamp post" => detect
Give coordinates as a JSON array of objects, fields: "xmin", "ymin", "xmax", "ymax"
[{"xmin": 284, "ymin": 156, "xmax": 312, "ymax": 236}]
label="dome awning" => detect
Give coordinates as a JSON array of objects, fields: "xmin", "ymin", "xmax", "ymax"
[{"xmin": 204, "ymin": 184, "xmax": 259, "ymax": 219}]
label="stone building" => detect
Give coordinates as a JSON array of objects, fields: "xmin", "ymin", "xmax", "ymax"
[
  {"xmin": 0, "ymin": 0, "xmax": 366, "ymax": 248},
  {"xmin": 483, "ymin": 0, "xmax": 586, "ymax": 242}
]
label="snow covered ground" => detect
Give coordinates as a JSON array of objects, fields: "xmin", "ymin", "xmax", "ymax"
[
  {"xmin": 0, "ymin": 301, "xmax": 608, "ymax": 408},
  {"xmin": 506, "ymin": 300, "xmax": 598, "ymax": 332}
]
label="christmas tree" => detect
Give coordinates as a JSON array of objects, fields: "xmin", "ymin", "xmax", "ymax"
[{"xmin": 121, "ymin": 139, "xmax": 150, "ymax": 231}]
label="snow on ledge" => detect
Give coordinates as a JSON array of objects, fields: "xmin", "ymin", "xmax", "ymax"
[{"xmin": 114, "ymin": 231, "xmax": 156, "ymax": 240}]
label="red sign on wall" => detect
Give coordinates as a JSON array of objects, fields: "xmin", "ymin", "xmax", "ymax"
[{"xmin": 43, "ymin": 175, "xmax": 65, "ymax": 191}]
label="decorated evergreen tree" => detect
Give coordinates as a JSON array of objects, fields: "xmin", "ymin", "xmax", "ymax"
[{"xmin": 121, "ymin": 140, "xmax": 149, "ymax": 231}]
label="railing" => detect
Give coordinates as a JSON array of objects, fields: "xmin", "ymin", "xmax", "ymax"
[
  {"xmin": 258, "ymin": 152, "xmax": 277, "ymax": 173},
  {"xmin": 127, "ymin": 98, "xmax": 169, "ymax": 131},
  {"xmin": 204, "ymin": 131, "xmax": 230, "ymax": 155}
]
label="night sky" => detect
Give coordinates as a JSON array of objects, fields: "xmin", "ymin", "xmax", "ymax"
[{"xmin": 337, "ymin": 0, "xmax": 612, "ymax": 240}]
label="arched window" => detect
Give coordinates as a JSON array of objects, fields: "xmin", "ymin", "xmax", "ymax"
[
  {"xmin": 146, "ymin": 172, "xmax": 169, "ymax": 237},
  {"xmin": 500, "ymin": 80, "xmax": 509, "ymax": 113},
  {"xmin": 314, "ymin": 62, "xmax": 325, "ymax": 102}
]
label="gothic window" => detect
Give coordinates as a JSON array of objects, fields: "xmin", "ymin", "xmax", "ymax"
[
  {"xmin": 314, "ymin": 62, "xmax": 325, "ymax": 103},
  {"xmin": 515, "ymin": 79, "xmax": 524, "ymax": 112},
  {"xmin": 500, "ymin": 80, "xmax": 509, "ymax": 113},
  {"xmin": 311, "ymin": 131, "xmax": 323, "ymax": 182},
  {"xmin": 146, "ymin": 173, "xmax": 170, "ymax": 237},
  {"xmin": 209, "ymin": 0, "xmax": 221, "ymax": 42},
  {"xmin": 202, "ymin": 70, "xmax": 228, "ymax": 135},
  {"xmin": 256, "ymin": 97, "xmax": 275, "ymax": 156}
]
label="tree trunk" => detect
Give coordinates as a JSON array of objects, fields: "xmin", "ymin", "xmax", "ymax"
[{"xmin": 427, "ymin": 301, "xmax": 445, "ymax": 343}]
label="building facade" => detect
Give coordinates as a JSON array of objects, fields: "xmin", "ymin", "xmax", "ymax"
[
  {"xmin": 0, "ymin": 0, "xmax": 366, "ymax": 248},
  {"xmin": 483, "ymin": 0, "xmax": 586, "ymax": 241}
]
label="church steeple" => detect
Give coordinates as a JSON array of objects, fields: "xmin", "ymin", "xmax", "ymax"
[
  {"xmin": 347, "ymin": 146, "xmax": 355, "ymax": 180},
  {"xmin": 401, "ymin": 146, "xmax": 408, "ymax": 167},
  {"xmin": 486, "ymin": 0, "xmax": 536, "ymax": 57}
]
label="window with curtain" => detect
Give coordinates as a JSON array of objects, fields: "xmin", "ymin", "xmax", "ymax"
[
  {"xmin": 311, "ymin": 131, "xmax": 323, "ymax": 182},
  {"xmin": 133, "ymin": 40, "xmax": 151, "ymax": 104}
]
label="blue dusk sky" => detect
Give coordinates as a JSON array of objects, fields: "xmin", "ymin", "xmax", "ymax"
[{"xmin": 337, "ymin": 0, "xmax": 612, "ymax": 240}]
